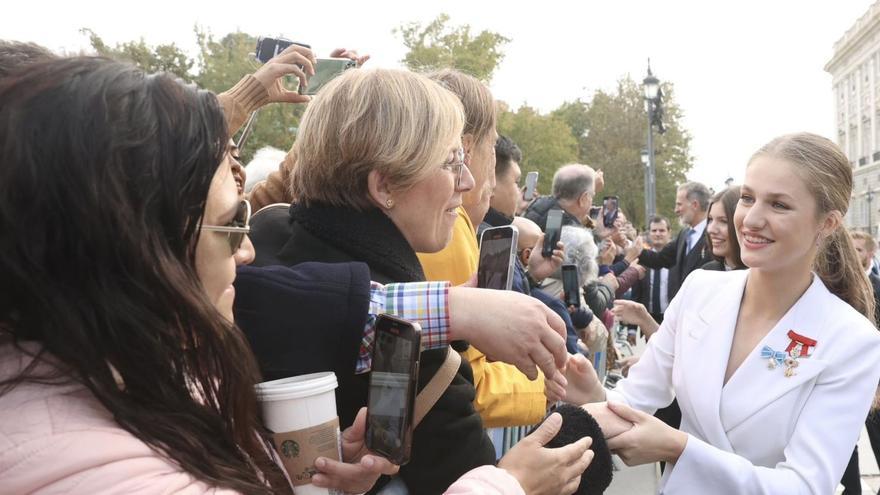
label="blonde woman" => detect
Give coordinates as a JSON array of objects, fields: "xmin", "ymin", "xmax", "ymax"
[{"xmin": 561, "ymin": 133, "xmax": 880, "ymax": 494}]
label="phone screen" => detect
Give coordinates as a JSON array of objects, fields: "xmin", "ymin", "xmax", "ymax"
[
  {"xmin": 603, "ymin": 196, "xmax": 619, "ymax": 228},
  {"xmin": 478, "ymin": 227, "xmax": 517, "ymax": 291},
  {"xmin": 301, "ymin": 58, "xmax": 357, "ymax": 95},
  {"xmin": 562, "ymin": 264, "xmax": 580, "ymax": 308},
  {"xmin": 367, "ymin": 318, "xmax": 420, "ymax": 464},
  {"xmin": 543, "ymin": 210, "xmax": 564, "ymax": 258},
  {"xmin": 524, "ymin": 171, "xmax": 539, "ymax": 201}
]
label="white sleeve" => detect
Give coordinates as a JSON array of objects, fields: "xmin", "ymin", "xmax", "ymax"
[
  {"xmin": 605, "ymin": 270, "xmax": 698, "ymax": 412},
  {"xmin": 663, "ymin": 323, "xmax": 880, "ymax": 494}
]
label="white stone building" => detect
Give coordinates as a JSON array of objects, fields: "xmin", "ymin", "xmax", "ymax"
[{"xmin": 826, "ymin": 0, "xmax": 880, "ymax": 234}]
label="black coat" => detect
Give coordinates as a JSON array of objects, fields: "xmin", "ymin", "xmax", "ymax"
[
  {"xmin": 523, "ymin": 195, "xmax": 581, "ymax": 231},
  {"xmin": 242, "ymin": 202, "xmax": 496, "ymax": 495},
  {"xmin": 637, "ymin": 224, "xmax": 713, "ymax": 301}
]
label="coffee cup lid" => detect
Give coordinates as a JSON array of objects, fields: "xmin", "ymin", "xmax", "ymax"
[{"xmin": 255, "ymin": 371, "xmax": 338, "ymax": 402}]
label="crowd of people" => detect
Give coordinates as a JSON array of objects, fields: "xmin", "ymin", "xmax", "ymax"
[{"xmin": 2, "ymin": 38, "xmax": 880, "ymax": 495}]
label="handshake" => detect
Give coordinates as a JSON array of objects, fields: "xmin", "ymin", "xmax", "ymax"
[{"xmin": 545, "ymin": 353, "xmax": 689, "ymax": 468}]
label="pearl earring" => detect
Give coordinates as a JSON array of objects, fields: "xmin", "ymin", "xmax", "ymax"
[{"xmin": 385, "ymin": 199, "xmax": 394, "ymax": 209}]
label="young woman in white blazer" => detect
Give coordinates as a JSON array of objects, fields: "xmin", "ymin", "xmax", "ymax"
[{"xmin": 556, "ymin": 133, "xmax": 880, "ymax": 494}]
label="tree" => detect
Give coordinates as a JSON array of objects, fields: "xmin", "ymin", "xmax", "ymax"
[
  {"xmin": 80, "ymin": 28, "xmax": 194, "ymax": 83},
  {"xmin": 82, "ymin": 28, "xmax": 303, "ymax": 162},
  {"xmin": 575, "ymin": 77, "xmax": 693, "ymax": 229},
  {"xmin": 497, "ymin": 104, "xmax": 579, "ymax": 193},
  {"xmin": 395, "ymin": 14, "xmax": 510, "ymax": 82}
]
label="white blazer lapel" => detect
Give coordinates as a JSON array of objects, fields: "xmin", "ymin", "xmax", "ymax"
[
  {"xmin": 678, "ymin": 270, "xmax": 748, "ymax": 451},
  {"xmin": 719, "ymin": 275, "xmax": 830, "ymax": 432}
]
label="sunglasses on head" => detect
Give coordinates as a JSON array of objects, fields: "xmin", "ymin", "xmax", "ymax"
[{"xmin": 201, "ymin": 199, "xmax": 251, "ymax": 253}]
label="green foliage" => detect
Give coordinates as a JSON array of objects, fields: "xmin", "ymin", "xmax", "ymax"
[
  {"xmin": 577, "ymin": 76, "xmax": 693, "ymax": 229},
  {"xmin": 80, "ymin": 28, "xmax": 194, "ymax": 83},
  {"xmin": 395, "ymin": 13, "xmax": 510, "ymax": 82},
  {"xmin": 497, "ymin": 104, "xmax": 579, "ymax": 194},
  {"xmin": 82, "ymin": 28, "xmax": 302, "ymax": 162}
]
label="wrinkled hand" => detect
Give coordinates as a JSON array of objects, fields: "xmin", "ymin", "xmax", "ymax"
[
  {"xmin": 252, "ymin": 43, "xmax": 317, "ymax": 104},
  {"xmin": 624, "ymin": 237, "xmax": 644, "ymax": 263},
  {"xmin": 544, "ymin": 368, "xmax": 569, "ymax": 403},
  {"xmin": 528, "ymin": 234, "xmax": 564, "ymax": 281},
  {"xmin": 616, "ymin": 355, "xmax": 640, "ymax": 377},
  {"xmin": 312, "ymin": 408, "xmax": 399, "ymax": 492},
  {"xmin": 598, "ymin": 241, "xmax": 616, "ymax": 266},
  {"xmin": 448, "ymin": 287, "xmax": 568, "ymax": 381},
  {"xmin": 499, "ymin": 413, "xmax": 594, "ymax": 495},
  {"xmin": 581, "ymin": 402, "xmax": 634, "ymax": 440},
  {"xmin": 606, "ymin": 401, "xmax": 688, "ymax": 465},
  {"xmin": 599, "ymin": 273, "xmax": 619, "ymax": 292},
  {"xmin": 329, "ymin": 47, "xmax": 371, "ymax": 67},
  {"xmin": 611, "ymin": 300, "xmax": 650, "ymax": 326},
  {"xmin": 559, "ymin": 353, "xmax": 605, "ymax": 405},
  {"xmin": 594, "ymin": 170, "xmax": 605, "ymax": 194}
]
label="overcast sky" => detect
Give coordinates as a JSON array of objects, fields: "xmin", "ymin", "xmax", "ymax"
[{"xmin": 5, "ymin": 0, "xmax": 875, "ymax": 191}]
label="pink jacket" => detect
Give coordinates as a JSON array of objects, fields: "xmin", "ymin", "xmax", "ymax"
[{"xmin": 0, "ymin": 343, "xmax": 524, "ymax": 495}]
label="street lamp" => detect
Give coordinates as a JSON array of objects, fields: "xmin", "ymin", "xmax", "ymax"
[
  {"xmin": 641, "ymin": 149, "xmax": 650, "ymax": 224},
  {"xmin": 643, "ymin": 59, "xmax": 665, "ymax": 224}
]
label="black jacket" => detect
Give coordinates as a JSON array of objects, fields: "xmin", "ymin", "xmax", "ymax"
[
  {"xmin": 243, "ymin": 202, "xmax": 495, "ymax": 495},
  {"xmin": 523, "ymin": 195, "xmax": 581, "ymax": 231},
  {"xmin": 638, "ymin": 223, "xmax": 713, "ymax": 301}
]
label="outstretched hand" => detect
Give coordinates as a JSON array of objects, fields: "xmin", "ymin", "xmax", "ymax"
[
  {"xmin": 329, "ymin": 48, "xmax": 371, "ymax": 67},
  {"xmin": 499, "ymin": 412, "xmax": 594, "ymax": 495},
  {"xmin": 528, "ymin": 233, "xmax": 565, "ymax": 281}
]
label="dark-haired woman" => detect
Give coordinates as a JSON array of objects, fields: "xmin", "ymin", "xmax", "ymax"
[{"xmin": 702, "ymin": 186, "xmax": 746, "ymax": 271}]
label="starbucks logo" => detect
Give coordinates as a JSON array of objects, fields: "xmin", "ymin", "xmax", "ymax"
[{"xmin": 280, "ymin": 439, "xmax": 300, "ymax": 458}]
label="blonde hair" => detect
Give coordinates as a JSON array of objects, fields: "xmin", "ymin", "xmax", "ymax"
[
  {"xmin": 425, "ymin": 69, "xmax": 496, "ymax": 148},
  {"xmin": 289, "ymin": 68, "xmax": 465, "ymax": 209},
  {"xmin": 850, "ymin": 229, "xmax": 878, "ymax": 252},
  {"xmin": 750, "ymin": 133, "xmax": 876, "ymax": 325}
]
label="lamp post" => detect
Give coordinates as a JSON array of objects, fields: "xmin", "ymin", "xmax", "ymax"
[
  {"xmin": 643, "ymin": 60, "xmax": 665, "ymax": 223},
  {"xmin": 641, "ymin": 149, "xmax": 650, "ymax": 225}
]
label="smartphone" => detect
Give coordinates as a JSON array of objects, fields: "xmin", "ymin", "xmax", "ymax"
[
  {"xmin": 477, "ymin": 225, "xmax": 519, "ymax": 291},
  {"xmin": 589, "ymin": 206, "xmax": 601, "ymax": 221},
  {"xmin": 523, "ymin": 171, "xmax": 539, "ymax": 201},
  {"xmin": 366, "ymin": 315, "xmax": 421, "ymax": 465},
  {"xmin": 562, "ymin": 264, "xmax": 580, "ymax": 308},
  {"xmin": 603, "ymin": 196, "xmax": 619, "ymax": 228},
  {"xmin": 299, "ymin": 58, "xmax": 357, "ymax": 96},
  {"xmin": 543, "ymin": 209, "xmax": 564, "ymax": 258},
  {"xmin": 254, "ymin": 37, "xmax": 310, "ymax": 64}
]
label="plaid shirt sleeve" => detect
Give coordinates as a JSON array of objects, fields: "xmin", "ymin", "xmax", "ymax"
[{"xmin": 355, "ymin": 281, "xmax": 451, "ymax": 374}]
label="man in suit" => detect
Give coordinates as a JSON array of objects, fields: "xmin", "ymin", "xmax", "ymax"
[
  {"xmin": 635, "ymin": 182, "xmax": 712, "ymax": 451},
  {"xmin": 632, "ymin": 216, "xmax": 672, "ymax": 324},
  {"xmin": 637, "ymin": 181, "xmax": 713, "ymax": 301}
]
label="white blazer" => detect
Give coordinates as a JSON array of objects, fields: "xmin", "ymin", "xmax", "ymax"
[{"xmin": 608, "ymin": 269, "xmax": 880, "ymax": 494}]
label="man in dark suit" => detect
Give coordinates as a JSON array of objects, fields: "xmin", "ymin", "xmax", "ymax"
[
  {"xmin": 637, "ymin": 181, "xmax": 713, "ymax": 301},
  {"xmin": 632, "ymin": 215, "xmax": 672, "ymax": 324}
]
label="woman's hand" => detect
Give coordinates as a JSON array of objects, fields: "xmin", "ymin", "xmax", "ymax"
[
  {"xmin": 252, "ymin": 44, "xmax": 317, "ymax": 105},
  {"xmin": 581, "ymin": 402, "xmax": 634, "ymax": 439},
  {"xmin": 329, "ymin": 47, "xmax": 371, "ymax": 67},
  {"xmin": 598, "ymin": 241, "xmax": 616, "ymax": 266},
  {"xmin": 311, "ymin": 408, "xmax": 399, "ymax": 493},
  {"xmin": 498, "ymin": 412, "xmax": 594, "ymax": 495},
  {"xmin": 558, "ymin": 353, "xmax": 605, "ymax": 405},
  {"xmin": 605, "ymin": 401, "xmax": 688, "ymax": 466},
  {"xmin": 611, "ymin": 300, "xmax": 656, "ymax": 335}
]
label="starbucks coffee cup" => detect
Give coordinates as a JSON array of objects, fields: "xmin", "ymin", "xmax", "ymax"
[{"xmin": 256, "ymin": 372, "xmax": 341, "ymax": 495}]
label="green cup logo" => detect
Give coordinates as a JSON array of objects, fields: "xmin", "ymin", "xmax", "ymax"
[{"xmin": 280, "ymin": 439, "xmax": 300, "ymax": 458}]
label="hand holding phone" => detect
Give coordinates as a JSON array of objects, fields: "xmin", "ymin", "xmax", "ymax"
[
  {"xmin": 523, "ymin": 171, "xmax": 539, "ymax": 201},
  {"xmin": 299, "ymin": 58, "xmax": 357, "ymax": 95},
  {"xmin": 366, "ymin": 316, "xmax": 421, "ymax": 465}
]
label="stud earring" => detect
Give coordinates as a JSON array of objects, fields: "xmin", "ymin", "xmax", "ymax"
[{"xmin": 385, "ymin": 198, "xmax": 394, "ymax": 209}]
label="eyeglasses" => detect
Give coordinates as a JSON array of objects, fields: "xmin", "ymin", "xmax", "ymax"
[
  {"xmin": 440, "ymin": 147, "xmax": 467, "ymax": 188},
  {"xmin": 201, "ymin": 199, "xmax": 251, "ymax": 253}
]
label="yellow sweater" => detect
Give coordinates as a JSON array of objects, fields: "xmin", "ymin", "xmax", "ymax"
[{"xmin": 418, "ymin": 209, "xmax": 547, "ymax": 427}]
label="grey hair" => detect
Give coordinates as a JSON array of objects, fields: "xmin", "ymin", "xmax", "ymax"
[
  {"xmin": 557, "ymin": 225, "xmax": 599, "ymax": 285},
  {"xmin": 678, "ymin": 181, "xmax": 711, "ymax": 211},
  {"xmin": 552, "ymin": 164, "xmax": 595, "ymax": 201},
  {"xmin": 243, "ymin": 146, "xmax": 287, "ymax": 193}
]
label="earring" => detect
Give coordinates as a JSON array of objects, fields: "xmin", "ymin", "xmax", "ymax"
[{"xmin": 385, "ymin": 198, "xmax": 394, "ymax": 209}]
